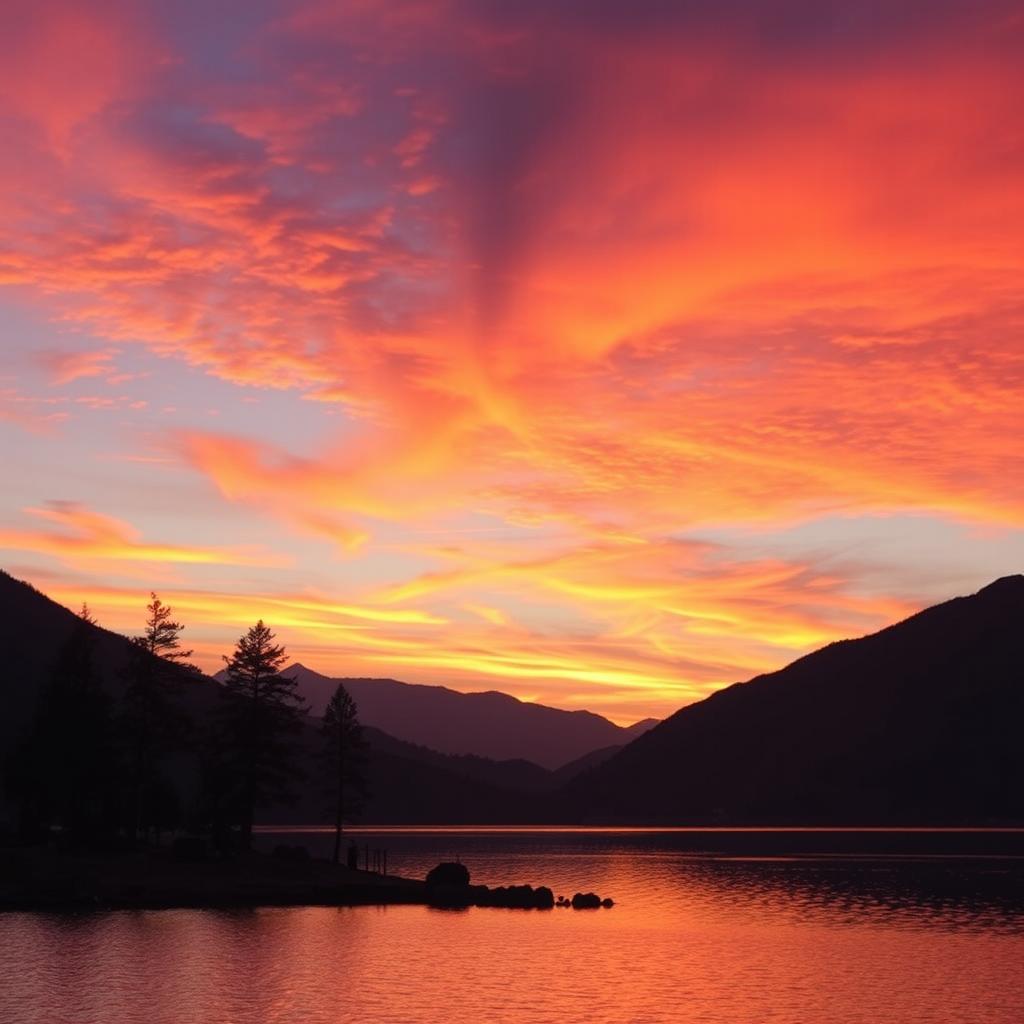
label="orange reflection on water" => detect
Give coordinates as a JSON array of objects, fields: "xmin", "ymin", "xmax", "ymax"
[{"xmin": 3, "ymin": 831, "xmax": 1023, "ymax": 1024}]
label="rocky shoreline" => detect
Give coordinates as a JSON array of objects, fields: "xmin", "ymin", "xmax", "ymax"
[{"xmin": 0, "ymin": 846, "xmax": 612, "ymax": 913}]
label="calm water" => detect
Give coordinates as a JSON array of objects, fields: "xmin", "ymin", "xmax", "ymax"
[{"xmin": 2, "ymin": 829, "xmax": 1024, "ymax": 1024}]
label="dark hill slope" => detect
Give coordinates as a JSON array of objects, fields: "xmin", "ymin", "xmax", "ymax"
[
  {"xmin": 273, "ymin": 724, "xmax": 555, "ymax": 825},
  {"xmin": 0, "ymin": 571, "xmax": 218, "ymax": 750},
  {"xmin": 362, "ymin": 727, "xmax": 554, "ymax": 793},
  {"xmin": 567, "ymin": 576, "xmax": 1024, "ymax": 824}
]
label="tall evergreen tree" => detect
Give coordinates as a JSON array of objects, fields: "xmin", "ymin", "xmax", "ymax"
[
  {"xmin": 121, "ymin": 593, "xmax": 193, "ymax": 842},
  {"xmin": 136, "ymin": 593, "xmax": 193, "ymax": 664},
  {"xmin": 218, "ymin": 621, "xmax": 307, "ymax": 848},
  {"xmin": 321, "ymin": 683, "xmax": 367, "ymax": 864}
]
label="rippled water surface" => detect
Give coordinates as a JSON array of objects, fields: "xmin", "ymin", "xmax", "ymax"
[{"xmin": 3, "ymin": 829, "xmax": 1024, "ymax": 1024}]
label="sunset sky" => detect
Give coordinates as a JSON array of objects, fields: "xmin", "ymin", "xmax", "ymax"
[{"xmin": 2, "ymin": 1, "xmax": 1022, "ymax": 723}]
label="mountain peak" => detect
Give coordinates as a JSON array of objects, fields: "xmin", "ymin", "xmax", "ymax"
[{"xmin": 977, "ymin": 574, "xmax": 1024, "ymax": 596}]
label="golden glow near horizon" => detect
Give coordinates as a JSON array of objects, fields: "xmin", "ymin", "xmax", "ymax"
[{"xmin": 1, "ymin": 2, "xmax": 1023, "ymax": 723}]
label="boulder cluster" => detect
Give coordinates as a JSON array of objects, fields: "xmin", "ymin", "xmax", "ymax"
[
  {"xmin": 556, "ymin": 892, "xmax": 614, "ymax": 909},
  {"xmin": 476, "ymin": 884, "xmax": 555, "ymax": 909},
  {"xmin": 424, "ymin": 863, "xmax": 612, "ymax": 910},
  {"xmin": 426, "ymin": 879, "xmax": 555, "ymax": 909}
]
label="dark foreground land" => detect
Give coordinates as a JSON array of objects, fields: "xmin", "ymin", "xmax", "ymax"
[
  {"xmin": 0, "ymin": 843, "xmax": 585, "ymax": 912},
  {"xmin": 0, "ymin": 843, "xmax": 426, "ymax": 911}
]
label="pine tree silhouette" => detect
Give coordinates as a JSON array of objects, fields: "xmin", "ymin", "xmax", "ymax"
[
  {"xmin": 321, "ymin": 683, "xmax": 367, "ymax": 863},
  {"xmin": 218, "ymin": 621, "xmax": 307, "ymax": 848},
  {"xmin": 121, "ymin": 593, "xmax": 193, "ymax": 842}
]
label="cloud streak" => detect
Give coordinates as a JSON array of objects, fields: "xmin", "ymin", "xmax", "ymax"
[{"xmin": 0, "ymin": 502, "xmax": 282, "ymax": 569}]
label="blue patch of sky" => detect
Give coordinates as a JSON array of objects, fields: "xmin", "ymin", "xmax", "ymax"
[{"xmin": 149, "ymin": 0, "xmax": 287, "ymax": 81}]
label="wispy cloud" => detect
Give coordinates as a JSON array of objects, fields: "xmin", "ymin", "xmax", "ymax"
[{"xmin": 0, "ymin": 501, "xmax": 284, "ymax": 569}]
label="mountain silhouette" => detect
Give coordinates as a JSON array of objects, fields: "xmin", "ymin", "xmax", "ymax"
[
  {"xmin": 264, "ymin": 662, "xmax": 657, "ymax": 770},
  {"xmin": 0, "ymin": 571, "xmax": 586, "ymax": 825},
  {"xmin": 6, "ymin": 570, "xmax": 1023, "ymax": 827},
  {"xmin": 567, "ymin": 576, "xmax": 1024, "ymax": 824}
]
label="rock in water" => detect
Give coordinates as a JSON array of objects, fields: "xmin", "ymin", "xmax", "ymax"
[{"xmin": 426, "ymin": 862, "xmax": 471, "ymax": 887}]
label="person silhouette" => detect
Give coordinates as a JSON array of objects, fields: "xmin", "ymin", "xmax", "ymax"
[{"xmin": 347, "ymin": 841, "xmax": 359, "ymax": 870}]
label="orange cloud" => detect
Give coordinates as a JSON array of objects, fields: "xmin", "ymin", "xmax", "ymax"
[
  {"xmin": 0, "ymin": 502, "xmax": 283, "ymax": 569},
  {"xmin": 30, "ymin": 540, "xmax": 915, "ymax": 722}
]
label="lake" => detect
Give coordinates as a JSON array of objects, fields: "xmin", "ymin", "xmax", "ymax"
[{"xmin": 2, "ymin": 828, "xmax": 1023, "ymax": 1023}]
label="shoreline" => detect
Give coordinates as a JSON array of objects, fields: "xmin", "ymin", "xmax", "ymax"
[
  {"xmin": 7, "ymin": 825, "xmax": 1023, "ymax": 914},
  {"xmin": 0, "ymin": 846, "xmax": 429, "ymax": 914},
  {"xmin": 0, "ymin": 844, "xmax": 571, "ymax": 914}
]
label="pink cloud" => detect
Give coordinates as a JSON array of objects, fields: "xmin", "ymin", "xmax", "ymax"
[{"xmin": 40, "ymin": 348, "xmax": 117, "ymax": 385}]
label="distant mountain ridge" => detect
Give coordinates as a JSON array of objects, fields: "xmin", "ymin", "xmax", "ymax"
[
  {"xmin": 0, "ymin": 570, "xmax": 633, "ymax": 824},
  {"xmin": 272, "ymin": 662, "xmax": 658, "ymax": 770},
  {"xmin": 567, "ymin": 575, "xmax": 1024, "ymax": 824}
]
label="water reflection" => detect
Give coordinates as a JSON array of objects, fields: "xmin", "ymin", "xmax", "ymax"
[
  {"xmin": 271, "ymin": 827, "xmax": 1024, "ymax": 933},
  {"xmin": 2, "ymin": 831, "xmax": 1024, "ymax": 1024},
  {"xmin": 671, "ymin": 856, "xmax": 1024, "ymax": 934}
]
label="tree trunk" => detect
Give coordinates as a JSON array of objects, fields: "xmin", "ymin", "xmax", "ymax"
[
  {"xmin": 242, "ymin": 756, "xmax": 254, "ymax": 850},
  {"xmin": 332, "ymin": 744, "xmax": 345, "ymax": 864},
  {"xmin": 241, "ymin": 802, "xmax": 253, "ymax": 850},
  {"xmin": 333, "ymin": 800, "xmax": 343, "ymax": 864}
]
